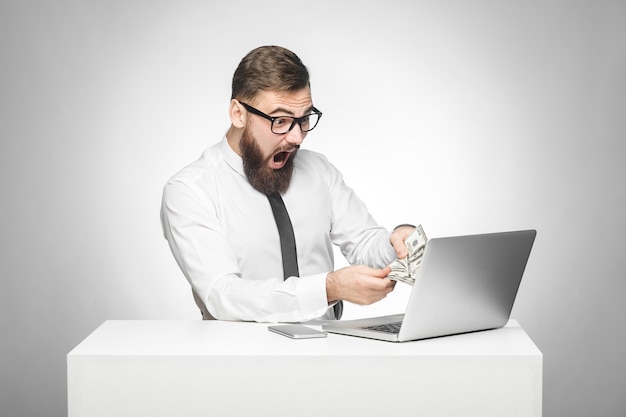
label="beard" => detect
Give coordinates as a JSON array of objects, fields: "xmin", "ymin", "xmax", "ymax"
[{"xmin": 239, "ymin": 128, "xmax": 298, "ymax": 195}]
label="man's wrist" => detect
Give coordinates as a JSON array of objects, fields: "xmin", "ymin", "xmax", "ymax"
[{"xmin": 326, "ymin": 271, "xmax": 339, "ymax": 304}]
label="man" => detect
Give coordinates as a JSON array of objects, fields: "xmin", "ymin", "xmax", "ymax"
[{"xmin": 161, "ymin": 45, "xmax": 415, "ymax": 322}]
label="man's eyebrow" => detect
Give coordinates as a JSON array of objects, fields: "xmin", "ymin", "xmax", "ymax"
[{"xmin": 269, "ymin": 106, "xmax": 315, "ymax": 116}]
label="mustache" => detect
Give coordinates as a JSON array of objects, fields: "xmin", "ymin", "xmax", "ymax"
[{"xmin": 275, "ymin": 144, "xmax": 300, "ymax": 153}]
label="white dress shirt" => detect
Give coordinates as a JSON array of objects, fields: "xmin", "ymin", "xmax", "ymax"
[{"xmin": 161, "ymin": 137, "xmax": 396, "ymax": 322}]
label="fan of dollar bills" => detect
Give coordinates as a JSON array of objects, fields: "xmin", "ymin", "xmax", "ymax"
[{"xmin": 388, "ymin": 225, "xmax": 428, "ymax": 285}]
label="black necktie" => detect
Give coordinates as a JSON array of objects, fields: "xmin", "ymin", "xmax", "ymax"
[
  {"xmin": 267, "ymin": 193, "xmax": 342, "ymax": 319},
  {"xmin": 267, "ymin": 193, "xmax": 299, "ymax": 279}
]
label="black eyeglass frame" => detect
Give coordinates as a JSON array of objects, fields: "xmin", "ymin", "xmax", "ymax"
[{"xmin": 238, "ymin": 101, "xmax": 323, "ymax": 134}]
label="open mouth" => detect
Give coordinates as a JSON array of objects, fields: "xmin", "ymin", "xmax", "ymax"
[
  {"xmin": 274, "ymin": 151, "xmax": 290, "ymax": 163},
  {"xmin": 270, "ymin": 148, "xmax": 298, "ymax": 169}
]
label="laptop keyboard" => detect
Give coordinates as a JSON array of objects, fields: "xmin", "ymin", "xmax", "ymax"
[{"xmin": 362, "ymin": 321, "xmax": 403, "ymax": 334}]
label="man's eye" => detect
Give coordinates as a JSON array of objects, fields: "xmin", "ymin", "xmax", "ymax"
[{"xmin": 274, "ymin": 117, "xmax": 291, "ymax": 126}]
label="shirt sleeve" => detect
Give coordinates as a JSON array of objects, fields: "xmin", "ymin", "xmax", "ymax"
[
  {"xmin": 321, "ymin": 156, "xmax": 397, "ymax": 267},
  {"xmin": 161, "ymin": 179, "xmax": 332, "ymax": 323}
]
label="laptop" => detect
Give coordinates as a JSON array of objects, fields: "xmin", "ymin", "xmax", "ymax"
[{"xmin": 322, "ymin": 229, "xmax": 536, "ymax": 342}]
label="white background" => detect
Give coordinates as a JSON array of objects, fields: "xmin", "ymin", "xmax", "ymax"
[{"xmin": 1, "ymin": 1, "xmax": 624, "ymax": 416}]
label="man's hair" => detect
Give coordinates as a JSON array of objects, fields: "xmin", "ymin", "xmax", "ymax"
[{"xmin": 231, "ymin": 45, "xmax": 310, "ymax": 102}]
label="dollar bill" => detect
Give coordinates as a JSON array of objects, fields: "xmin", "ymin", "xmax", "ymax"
[{"xmin": 388, "ymin": 225, "xmax": 428, "ymax": 285}]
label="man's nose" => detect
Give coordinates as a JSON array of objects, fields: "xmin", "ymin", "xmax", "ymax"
[{"xmin": 285, "ymin": 123, "xmax": 305, "ymax": 145}]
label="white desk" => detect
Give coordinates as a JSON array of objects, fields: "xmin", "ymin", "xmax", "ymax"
[{"xmin": 67, "ymin": 320, "xmax": 542, "ymax": 417}]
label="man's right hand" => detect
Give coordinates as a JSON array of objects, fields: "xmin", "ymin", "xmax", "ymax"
[{"xmin": 326, "ymin": 265, "xmax": 396, "ymax": 305}]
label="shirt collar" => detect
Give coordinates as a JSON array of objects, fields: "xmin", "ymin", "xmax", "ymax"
[{"xmin": 220, "ymin": 135, "xmax": 245, "ymax": 177}]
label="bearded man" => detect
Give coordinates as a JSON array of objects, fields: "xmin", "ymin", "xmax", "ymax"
[{"xmin": 161, "ymin": 45, "xmax": 415, "ymax": 322}]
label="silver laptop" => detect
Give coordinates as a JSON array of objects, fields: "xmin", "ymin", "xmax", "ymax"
[{"xmin": 322, "ymin": 230, "xmax": 536, "ymax": 342}]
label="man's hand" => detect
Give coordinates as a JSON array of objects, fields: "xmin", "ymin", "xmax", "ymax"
[
  {"xmin": 326, "ymin": 265, "xmax": 395, "ymax": 305},
  {"xmin": 389, "ymin": 224, "xmax": 417, "ymax": 259}
]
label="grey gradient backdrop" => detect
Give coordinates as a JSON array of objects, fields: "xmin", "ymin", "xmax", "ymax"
[{"xmin": 1, "ymin": 1, "xmax": 625, "ymax": 416}]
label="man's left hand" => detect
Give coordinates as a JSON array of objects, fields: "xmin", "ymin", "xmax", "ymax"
[{"xmin": 389, "ymin": 224, "xmax": 416, "ymax": 259}]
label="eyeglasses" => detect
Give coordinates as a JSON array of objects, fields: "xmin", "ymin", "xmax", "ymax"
[{"xmin": 238, "ymin": 101, "xmax": 322, "ymax": 134}]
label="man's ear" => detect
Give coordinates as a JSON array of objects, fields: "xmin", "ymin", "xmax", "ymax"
[{"xmin": 229, "ymin": 99, "xmax": 246, "ymax": 128}]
